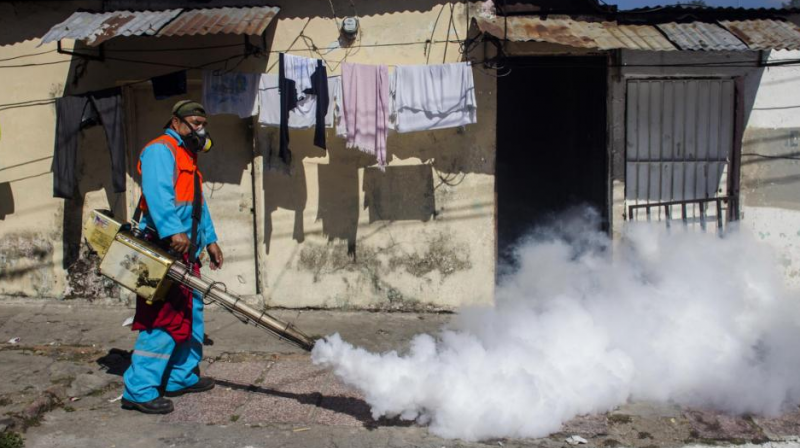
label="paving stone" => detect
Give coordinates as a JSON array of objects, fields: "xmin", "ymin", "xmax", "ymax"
[
  {"xmin": 315, "ymin": 371, "xmax": 373, "ymax": 427},
  {"xmin": 753, "ymin": 409, "xmax": 800, "ymax": 440},
  {"xmin": 237, "ymin": 390, "xmax": 319, "ymax": 424},
  {"xmin": 205, "ymin": 361, "xmax": 270, "ymax": 385},
  {"xmin": 685, "ymin": 408, "xmax": 766, "ymax": 441},
  {"xmin": 237, "ymin": 357, "xmax": 327, "ymax": 425},
  {"xmin": 66, "ymin": 373, "xmax": 113, "ymax": 398},
  {"xmin": 259, "ymin": 357, "xmax": 329, "ymax": 394},
  {"xmin": 161, "ymin": 387, "xmax": 250, "ymax": 425}
]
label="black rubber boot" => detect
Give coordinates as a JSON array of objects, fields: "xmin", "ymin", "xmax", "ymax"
[
  {"xmin": 164, "ymin": 377, "xmax": 216, "ymax": 397},
  {"xmin": 121, "ymin": 396, "xmax": 174, "ymax": 414}
]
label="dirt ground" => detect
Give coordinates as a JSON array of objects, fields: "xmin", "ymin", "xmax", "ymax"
[{"xmin": 2, "ymin": 299, "xmax": 800, "ymax": 448}]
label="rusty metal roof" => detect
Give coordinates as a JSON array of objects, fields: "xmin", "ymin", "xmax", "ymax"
[
  {"xmin": 40, "ymin": 10, "xmax": 182, "ymax": 46},
  {"xmin": 476, "ymin": 14, "xmax": 800, "ymax": 52},
  {"xmin": 719, "ymin": 19, "xmax": 800, "ymax": 51},
  {"xmin": 40, "ymin": 6, "xmax": 279, "ymax": 46},
  {"xmin": 156, "ymin": 6, "xmax": 280, "ymax": 37},
  {"xmin": 656, "ymin": 22, "xmax": 749, "ymax": 51},
  {"xmin": 475, "ymin": 16, "xmax": 677, "ymax": 51}
]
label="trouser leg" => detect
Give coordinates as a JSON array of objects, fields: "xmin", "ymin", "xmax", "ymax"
[
  {"xmin": 90, "ymin": 88, "xmax": 126, "ymax": 194},
  {"xmin": 122, "ymin": 328, "xmax": 175, "ymax": 403},
  {"xmin": 165, "ymin": 293, "xmax": 204, "ymax": 393},
  {"xmin": 53, "ymin": 95, "xmax": 88, "ymax": 199}
]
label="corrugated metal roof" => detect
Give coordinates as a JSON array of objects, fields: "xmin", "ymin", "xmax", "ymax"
[
  {"xmin": 656, "ymin": 22, "xmax": 749, "ymax": 51},
  {"xmin": 156, "ymin": 6, "xmax": 280, "ymax": 37},
  {"xmin": 39, "ymin": 6, "xmax": 279, "ymax": 46},
  {"xmin": 623, "ymin": 5, "xmax": 800, "ymax": 13},
  {"xmin": 720, "ymin": 19, "xmax": 800, "ymax": 51},
  {"xmin": 40, "ymin": 10, "xmax": 181, "ymax": 46},
  {"xmin": 475, "ymin": 16, "xmax": 677, "ymax": 51}
]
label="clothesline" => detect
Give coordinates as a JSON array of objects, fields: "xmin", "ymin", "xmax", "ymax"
[{"xmin": 48, "ymin": 54, "xmax": 477, "ymax": 198}]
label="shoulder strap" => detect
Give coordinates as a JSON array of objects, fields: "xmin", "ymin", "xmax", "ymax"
[
  {"xmin": 188, "ymin": 170, "xmax": 203, "ymax": 266},
  {"xmin": 132, "ymin": 195, "xmax": 144, "ymax": 224}
]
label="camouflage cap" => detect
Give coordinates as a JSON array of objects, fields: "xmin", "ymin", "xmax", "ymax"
[{"xmin": 171, "ymin": 100, "xmax": 206, "ymax": 119}]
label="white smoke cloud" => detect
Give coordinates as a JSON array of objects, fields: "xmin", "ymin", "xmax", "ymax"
[{"xmin": 312, "ymin": 208, "xmax": 800, "ymax": 441}]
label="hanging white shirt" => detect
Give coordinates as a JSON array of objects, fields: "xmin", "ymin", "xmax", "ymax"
[
  {"xmin": 202, "ymin": 70, "xmax": 259, "ymax": 118},
  {"xmin": 393, "ymin": 62, "xmax": 477, "ymax": 133},
  {"xmin": 283, "ymin": 53, "xmax": 318, "ymax": 100},
  {"xmin": 257, "ymin": 74, "xmax": 341, "ymax": 129}
]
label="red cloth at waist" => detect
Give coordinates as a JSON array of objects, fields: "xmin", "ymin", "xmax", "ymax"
[{"xmin": 131, "ymin": 257, "xmax": 200, "ymax": 344}]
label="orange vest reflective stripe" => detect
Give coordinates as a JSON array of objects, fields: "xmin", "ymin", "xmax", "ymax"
[{"xmin": 137, "ymin": 134, "xmax": 203, "ymax": 213}]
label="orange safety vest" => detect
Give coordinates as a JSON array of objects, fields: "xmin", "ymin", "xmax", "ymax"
[{"xmin": 137, "ymin": 133, "xmax": 204, "ymax": 212}]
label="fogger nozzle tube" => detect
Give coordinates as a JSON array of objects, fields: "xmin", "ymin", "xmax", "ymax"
[
  {"xmin": 168, "ymin": 262, "xmax": 316, "ymax": 352},
  {"xmin": 83, "ymin": 210, "xmax": 315, "ymax": 351}
]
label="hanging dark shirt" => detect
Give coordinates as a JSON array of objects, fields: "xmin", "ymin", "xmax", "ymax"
[
  {"xmin": 53, "ymin": 88, "xmax": 126, "ymax": 199},
  {"xmin": 152, "ymin": 70, "xmax": 187, "ymax": 100},
  {"xmin": 278, "ymin": 54, "xmax": 329, "ymax": 169}
]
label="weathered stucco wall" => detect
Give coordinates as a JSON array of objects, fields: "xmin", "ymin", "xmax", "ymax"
[
  {"xmin": 0, "ymin": 1, "xmax": 497, "ymax": 309},
  {"xmin": 0, "ymin": 1, "xmax": 103, "ymax": 298},
  {"xmin": 740, "ymin": 50, "xmax": 800, "ymax": 287},
  {"xmin": 254, "ymin": 2, "xmax": 495, "ymax": 309}
]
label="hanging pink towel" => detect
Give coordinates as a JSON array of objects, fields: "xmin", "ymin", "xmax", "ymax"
[{"xmin": 341, "ymin": 62, "xmax": 389, "ymax": 170}]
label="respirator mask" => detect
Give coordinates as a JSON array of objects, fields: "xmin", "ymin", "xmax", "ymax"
[{"xmin": 180, "ymin": 117, "xmax": 213, "ymax": 154}]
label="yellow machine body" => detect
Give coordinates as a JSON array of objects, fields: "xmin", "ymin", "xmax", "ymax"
[
  {"xmin": 83, "ymin": 210, "xmax": 175, "ymax": 304},
  {"xmin": 83, "ymin": 209, "xmax": 316, "ymax": 351}
]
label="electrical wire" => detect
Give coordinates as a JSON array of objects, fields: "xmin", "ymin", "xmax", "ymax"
[
  {"xmin": 0, "ymin": 49, "xmax": 57, "ymax": 62},
  {"xmin": 0, "ymin": 59, "xmax": 72, "ymax": 69},
  {"xmin": 102, "ymin": 43, "xmax": 245, "ymax": 53},
  {"xmin": 741, "ymin": 152, "xmax": 800, "ymax": 160},
  {"xmin": 0, "ymin": 52, "xmax": 250, "ymax": 111},
  {"xmin": 427, "ymin": 4, "xmax": 449, "ymax": 64}
]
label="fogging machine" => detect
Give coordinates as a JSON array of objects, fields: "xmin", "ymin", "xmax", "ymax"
[{"xmin": 83, "ymin": 210, "xmax": 315, "ymax": 351}]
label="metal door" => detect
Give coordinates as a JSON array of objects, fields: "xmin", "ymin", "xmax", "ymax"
[{"xmin": 625, "ymin": 79, "xmax": 737, "ymax": 231}]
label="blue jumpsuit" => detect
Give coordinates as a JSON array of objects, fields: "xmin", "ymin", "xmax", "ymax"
[{"xmin": 122, "ymin": 129, "xmax": 218, "ymax": 403}]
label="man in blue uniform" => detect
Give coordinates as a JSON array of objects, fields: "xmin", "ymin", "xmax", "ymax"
[{"xmin": 121, "ymin": 100, "xmax": 224, "ymax": 414}]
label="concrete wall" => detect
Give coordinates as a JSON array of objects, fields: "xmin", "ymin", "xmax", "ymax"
[
  {"xmin": 609, "ymin": 50, "xmax": 800, "ymax": 287},
  {"xmin": 0, "ymin": 1, "xmax": 100, "ymax": 298},
  {"xmin": 0, "ymin": 1, "xmax": 497, "ymax": 309},
  {"xmin": 253, "ymin": 2, "xmax": 495, "ymax": 309},
  {"xmin": 740, "ymin": 50, "xmax": 800, "ymax": 287}
]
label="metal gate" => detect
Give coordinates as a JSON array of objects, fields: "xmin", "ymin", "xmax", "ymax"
[{"xmin": 625, "ymin": 79, "xmax": 738, "ymax": 232}]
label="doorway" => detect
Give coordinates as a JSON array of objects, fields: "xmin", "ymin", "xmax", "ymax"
[{"xmin": 496, "ymin": 56, "xmax": 608, "ymax": 267}]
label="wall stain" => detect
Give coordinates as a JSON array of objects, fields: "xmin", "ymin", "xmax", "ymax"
[
  {"xmin": 298, "ymin": 242, "xmax": 379, "ymax": 284},
  {"xmin": 389, "ymin": 234, "xmax": 471, "ymax": 278},
  {"xmin": 64, "ymin": 248, "xmax": 119, "ymax": 300},
  {"xmin": 0, "ymin": 233, "xmax": 54, "ymax": 297},
  {"xmin": 296, "ymin": 232, "xmax": 470, "ymax": 311}
]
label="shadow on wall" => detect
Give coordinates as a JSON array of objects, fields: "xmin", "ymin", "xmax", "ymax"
[
  {"xmin": 741, "ymin": 128, "xmax": 800, "ymax": 210},
  {"xmin": 0, "ymin": 182, "xmax": 14, "ymax": 219},
  {"xmin": 195, "ymin": 112, "xmax": 256, "ymax": 186},
  {"xmin": 260, "ymin": 125, "xmax": 444, "ymax": 259},
  {"xmin": 363, "ymin": 165, "xmax": 435, "ymax": 223},
  {"xmin": 318, "ymin": 148, "xmax": 360, "ymax": 255},
  {"xmin": 258, "ymin": 84, "xmax": 489, "ymax": 258},
  {"xmin": 388, "ymin": 123, "xmax": 493, "ymax": 176},
  {"xmin": 260, "ymin": 127, "xmax": 310, "ymax": 254},
  {"xmin": 0, "ymin": 2, "xmax": 76, "ymax": 46},
  {"xmin": 54, "ymin": 31, "xmax": 270, "ymax": 291},
  {"xmin": 57, "ymin": 102, "xmax": 126, "ymax": 259}
]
